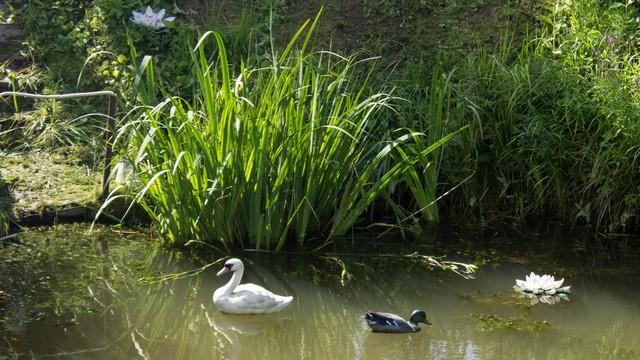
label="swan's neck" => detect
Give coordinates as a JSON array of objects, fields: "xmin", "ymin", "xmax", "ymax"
[{"xmin": 221, "ymin": 267, "xmax": 244, "ymax": 295}]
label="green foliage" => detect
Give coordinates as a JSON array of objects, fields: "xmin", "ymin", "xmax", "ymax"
[
  {"xmin": 435, "ymin": 0, "xmax": 640, "ymax": 232},
  {"xmin": 3, "ymin": 0, "xmax": 203, "ymax": 149},
  {"xmin": 100, "ymin": 12, "xmax": 463, "ymax": 250},
  {"xmin": 5, "ymin": 0, "xmax": 640, "ymax": 239}
]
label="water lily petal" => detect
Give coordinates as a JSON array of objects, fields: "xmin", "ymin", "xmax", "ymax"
[
  {"xmin": 131, "ymin": 11, "xmax": 143, "ymax": 21},
  {"xmin": 530, "ymin": 296, "xmax": 539, "ymax": 305},
  {"xmin": 515, "ymin": 279, "xmax": 526, "ymax": 289},
  {"xmin": 129, "ymin": 7, "xmax": 175, "ymax": 30},
  {"xmin": 131, "ymin": 10, "xmax": 152, "ymax": 26},
  {"xmin": 547, "ymin": 288, "xmax": 556, "ymax": 295},
  {"xmin": 551, "ymin": 278, "xmax": 564, "ymax": 289},
  {"xmin": 526, "ymin": 272, "xmax": 536, "ymax": 283},
  {"xmin": 540, "ymin": 274, "xmax": 551, "ymax": 284},
  {"xmin": 532, "ymin": 287, "xmax": 543, "ymax": 295},
  {"xmin": 144, "ymin": 6, "xmax": 155, "ymax": 18}
]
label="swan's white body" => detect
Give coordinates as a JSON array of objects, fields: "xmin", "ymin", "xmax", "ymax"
[{"xmin": 213, "ymin": 258, "xmax": 293, "ymax": 315}]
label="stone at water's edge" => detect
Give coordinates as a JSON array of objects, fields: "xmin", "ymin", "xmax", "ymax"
[
  {"xmin": 0, "ymin": 0, "xmax": 22, "ymax": 43},
  {"xmin": 14, "ymin": 207, "xmax": 98, "ymax": 227},
  {"xmin": 0, "ymin": 24, "xmax": 21, "ymax": 42}
]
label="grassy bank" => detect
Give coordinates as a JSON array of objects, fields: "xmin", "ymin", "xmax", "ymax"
[{"xmin": 2, "ymin": 0, "xmax": 640, "ymax": 249}]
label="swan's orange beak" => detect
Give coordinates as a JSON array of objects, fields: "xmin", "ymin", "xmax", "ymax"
[{"xmin": 217, "ymin": 267, "xmax": 231, "ymax": 276}]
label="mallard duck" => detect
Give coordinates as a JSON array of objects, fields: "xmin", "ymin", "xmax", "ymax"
[
  {"xmin": 364, "ymin": 310, "xmax": 432, "ymax": 333},
  {"xmin": 213, "ymin": 258, "xmax": 293, "ymax": 315}
]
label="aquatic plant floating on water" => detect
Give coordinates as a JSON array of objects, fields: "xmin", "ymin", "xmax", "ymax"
[
  {"xmin": 130, "ymin": 6, "xmax": 175, "ymax": 30},
  {"xmin": 513, "ymin": 272, "xmax": 571, "ymax": 305}
]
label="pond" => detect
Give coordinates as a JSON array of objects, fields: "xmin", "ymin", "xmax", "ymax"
[{"xmin": 1, "ymin": 225, "xmax": 639, "ymax": 359}]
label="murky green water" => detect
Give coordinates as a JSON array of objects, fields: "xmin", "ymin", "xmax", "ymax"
[{"xmin": 1, "ymin": 225, "xmax": 639, "ymax": 359}]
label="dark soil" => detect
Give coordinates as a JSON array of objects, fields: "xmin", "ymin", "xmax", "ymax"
[{"xmin": 185, "ymin": 0, "xmax": 544, "ymax": 63}]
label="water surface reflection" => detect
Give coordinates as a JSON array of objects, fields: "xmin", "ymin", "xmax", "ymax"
[{"xmin": 1, "ymin": 226, "xmax": 639, "ymax": 359}]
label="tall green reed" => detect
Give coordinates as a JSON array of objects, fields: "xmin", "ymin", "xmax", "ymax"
[
  {"xmin": 388, "ymin": 65, "xmax": 466, "ymax": 225},
  {"xmin": 102, "ymin": 11, "xmax": 463, "ymax": 251}
]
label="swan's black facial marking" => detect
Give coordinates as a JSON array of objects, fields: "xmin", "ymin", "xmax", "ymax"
[{"xmin": 224, "ymin": 263, "xmax": 234, "ymax": 271}]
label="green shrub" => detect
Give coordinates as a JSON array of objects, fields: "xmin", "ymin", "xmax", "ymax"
[{"xmin": 437, "ymin": 0, "xmax": 640, "ymax": 232}]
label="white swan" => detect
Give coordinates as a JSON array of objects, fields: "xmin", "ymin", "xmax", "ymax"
[{"xmin": 213, "ymin": 258, "xmax": 293, "ymax": 314}]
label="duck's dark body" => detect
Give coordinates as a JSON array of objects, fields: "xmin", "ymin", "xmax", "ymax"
[{"xmin": 364, "ymin": 310, "xmax": 431, "ymax": 333}]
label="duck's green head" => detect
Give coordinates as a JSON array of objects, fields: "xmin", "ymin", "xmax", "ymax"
[{"xmin": 409, "ymin": 310, "xmax": 432, "ymax": 326}]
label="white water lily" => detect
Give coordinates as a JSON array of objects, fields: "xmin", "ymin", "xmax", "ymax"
[
  {"xmin": 514, "ymin": 272, "xmax": 571, "ymax": 295},
  {"xmin": 130, "ymin": 6, "xmax": 175, "ymax": 30}
]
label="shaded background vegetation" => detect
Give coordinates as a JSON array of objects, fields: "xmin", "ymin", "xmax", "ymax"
[{"xmin": 1, "ymin": 0, "xmax": 640, "ymax": 249}]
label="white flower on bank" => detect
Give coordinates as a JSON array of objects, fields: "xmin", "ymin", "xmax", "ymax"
[{"xmin": 130, "ymin": 6, "xmax": 175, "ymax": 30}]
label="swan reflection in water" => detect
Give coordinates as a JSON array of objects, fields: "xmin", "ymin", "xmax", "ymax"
[{"xmin": 205, "ymin": 307, "xmax": 291, "ymax": 359}]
